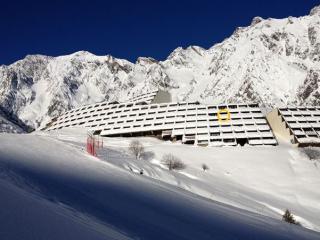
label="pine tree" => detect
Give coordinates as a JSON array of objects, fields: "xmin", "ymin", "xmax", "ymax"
[{"xmin": 282, "ymin": 209, "xmax": 297, "ymax": 224}]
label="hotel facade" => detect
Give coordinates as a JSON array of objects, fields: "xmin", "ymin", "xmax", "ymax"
[{"xmin": 46, "ymin": 90, "xmax": 278, "ymax": 147}]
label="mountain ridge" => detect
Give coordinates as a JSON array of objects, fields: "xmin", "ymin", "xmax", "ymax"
[{"xmin": 0, "ymin": 5, "xmax": 320, "ymax": 131}]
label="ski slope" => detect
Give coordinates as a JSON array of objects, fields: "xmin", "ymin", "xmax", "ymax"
[
  {"xmin": 0, "ymin": 130, "xmax": 319, "ymax": 239},
  {"xmin": 51, "ymin": 128, "xmax": 320, "ymax": 231}
]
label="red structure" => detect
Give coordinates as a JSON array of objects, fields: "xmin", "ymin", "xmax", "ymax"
[{"xmin": 87, "ymin": 133, "xmax": 103, "ymax": 156}]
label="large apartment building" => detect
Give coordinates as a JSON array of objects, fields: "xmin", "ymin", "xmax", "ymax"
[
  {"xmin": 267, "ymin": 107, "xmax": 320, "ymax": 147},
  {"xmin": 47, "ymin": 90, "xmax": 277, "ymax": 147}
]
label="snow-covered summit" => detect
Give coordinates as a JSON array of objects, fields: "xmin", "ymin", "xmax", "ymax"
[
  {"xmin": 1, "ymin": 5, "xmax": 320, "ymax": 131},
  {"xmin": 310, "ymin": 5, "xmax": 320, "ymax": 16}
]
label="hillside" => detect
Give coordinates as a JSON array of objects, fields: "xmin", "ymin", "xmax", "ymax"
[{"xmin": 0, "ymin": 130, "xmax": 320, "ymax": 239}]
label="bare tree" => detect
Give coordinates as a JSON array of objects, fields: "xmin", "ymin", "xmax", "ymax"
[
  {"xmin": 161, "ymin": 154, "xmax": 186, "ymax": 171},
  {"xmin": 201, "ymin": 163, "xmax": 209, "ymax": 171},
  {"xmin": 129, "ymin": 140, "xmax": 144, "ymax": 160}
]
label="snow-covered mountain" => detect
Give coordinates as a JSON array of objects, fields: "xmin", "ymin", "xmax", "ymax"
[{"xmin": 1, "ymin": 5, "xmax": 320, "ymax": 131}]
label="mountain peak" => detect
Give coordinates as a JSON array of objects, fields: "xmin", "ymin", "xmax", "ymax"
[
  {"xmin": 136, "ymin": 57, "xmax": 158, "ymax": 65},
  {"xmin": 1, "ymin": 5, "xmax": 320, "ymax": 131},
  {"xmin": 70, "ymin": 50, "xmax": 95, "ymax": 56},
  {"xmin": 310, "ymin": 5, "xmax": 320, "ymax": 16},
  {"xmin": 250, "ymin": 16, "xmax": 264, "ymax": 26}
]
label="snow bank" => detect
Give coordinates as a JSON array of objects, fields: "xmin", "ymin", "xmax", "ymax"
[{"xmin": 0, "ymin": 133, "xmax": 319, "ymax": 239}]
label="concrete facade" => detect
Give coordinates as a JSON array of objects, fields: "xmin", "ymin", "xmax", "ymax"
[
  {"xmin": 267, "ymin": 107, "xmax": 320, "ymax": 147},
  {"xmin": 47, "ymin": 90, "xmax": 277, "ymax": 147}
]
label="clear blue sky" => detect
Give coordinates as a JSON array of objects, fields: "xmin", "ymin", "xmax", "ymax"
[{"xmin": 1, "ymin": 0, "xmax": 318, "ymax": 65}]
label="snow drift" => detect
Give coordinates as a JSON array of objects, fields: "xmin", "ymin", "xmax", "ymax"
[{"xmin": 0, "ymin": 131, "xmax": 320, "ymax": 239}]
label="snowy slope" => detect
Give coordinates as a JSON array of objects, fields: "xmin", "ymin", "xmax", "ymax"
[
  {"xmin": 46, "ymin": 128, "xmax": 320, "ymax": 232},
  {"xmin": 0, "ymin": 114, "xmax": 24, "ymax": 133},
  {"xmin": 0, "ymin": 131, "xmax": 320, "ymax": 239},
  {"xmin": 0, "ymin": 106, "xmax": 32, "ymax": 133},
  {"xmin": 1, "ymin": 6, "xmax": 320, "ymax": 130}
]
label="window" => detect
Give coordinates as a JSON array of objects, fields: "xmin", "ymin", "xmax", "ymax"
[
  {"xmin": 228, "ymin": 105, "xmax": 237, "ymax": 109},
  {"xmin": 218, "ymin": 105, "xmax": 227, "ymax": 110},
  {"xmin": 223, "ymin": 139, "xmax": 235, "ymax": 143}
]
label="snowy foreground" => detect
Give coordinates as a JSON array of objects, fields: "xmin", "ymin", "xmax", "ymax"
[{"xmin": 0, "ymin": 129, "xmax": 320, "ymax": 240}]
